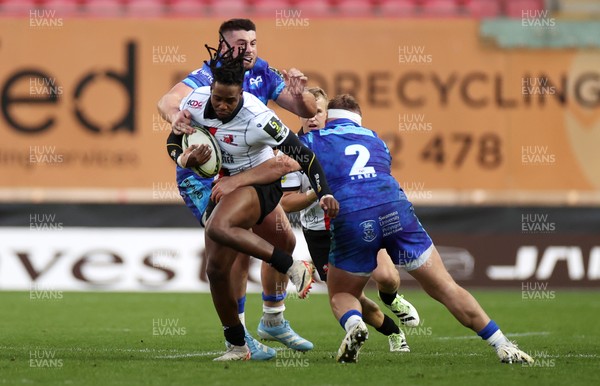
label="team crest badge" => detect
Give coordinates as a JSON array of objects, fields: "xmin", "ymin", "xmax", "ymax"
[{"xmin": 360, "ymin": 220, "xmax": 377, "ymax": 242}]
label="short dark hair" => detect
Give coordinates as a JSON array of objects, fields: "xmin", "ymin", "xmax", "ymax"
[
  {"xmin": 328, "ymin": 94, "xmax": 362, "ymax": 116},
  {"xmin": 204, "ymin": 42, "xmax": 245, "ymax": 87},
  {"xmin": 219, "ymin": 19, "xmax": 256, "ymax": 35}
]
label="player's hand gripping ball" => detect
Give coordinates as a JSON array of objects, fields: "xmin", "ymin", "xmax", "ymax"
[{"xmin": 182, "ymin": 125, "xmax": 222, "ymax": 178}]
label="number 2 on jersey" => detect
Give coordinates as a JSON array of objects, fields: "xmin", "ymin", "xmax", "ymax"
[{"xmin": 345, "ymin": 144, "xmax": 377, "ymax": 180}]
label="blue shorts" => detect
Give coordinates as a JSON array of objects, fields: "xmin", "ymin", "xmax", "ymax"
[
  {"xmin": 177, "ymin": 169, "xmax": 213, "ymax": 226},
  {"xmin": 328, "ymin": 200, "xmax": 433, "ymax": 274},
  {"xmin": 176, "ymin": 168, "xmax": 282, "ymax": 227}
]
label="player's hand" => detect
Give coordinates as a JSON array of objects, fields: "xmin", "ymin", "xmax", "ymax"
[
  {"xmin": 282, "ymin": 68, "xmax": 308, "ymax": 97},
  {"xmin": 274, "ymin": 153, "xmax": 301, "ymax": 173},
  {"xmin": 172, "ymin": 109, "xmax": 195, "ymax": 135},
  {"xmin": 210, "ymin": 177, "xmax": 239, "ymax": 203},
  {"xmin": 179, "ymin": 144, "xmax": 211, "ymax": 168},
  {"xmin": 319, "ymin": 194, "xmax": 339, "ymax": 219}
]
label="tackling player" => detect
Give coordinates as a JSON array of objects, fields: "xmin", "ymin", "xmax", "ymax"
[
  {"xmin": 300, "ymin": 94, "xmax": 534, "ymax": 365},
  {"xmin": 280, "ymin": 87, "xmax": 419, "ymax": 353}
]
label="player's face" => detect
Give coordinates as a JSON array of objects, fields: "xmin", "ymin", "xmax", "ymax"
[
  {"xmin": 221, "ymin": 29, "xmax": 257, "ymax": 70},
  {"xmin": 300, "ymin": 97, "xmax": 328, "ymax": 132},
  {"xmin": 211, "ymin": 82, "xmax": 243, "ymax": 120}
]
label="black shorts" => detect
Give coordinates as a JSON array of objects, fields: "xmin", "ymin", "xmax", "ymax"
[
  {"xmin": 253, "ymin": 180, "xmax": 283, "ymax": 224},
  {"xmin": 203, "ymin": 180, "xmax": 282, "ymax": 226},
  {"xmin": 302, "ymin": 228, "xmax": 331, "ymax": 281}
]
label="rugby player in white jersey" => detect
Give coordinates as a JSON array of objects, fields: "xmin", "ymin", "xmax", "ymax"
[
  {"xmin": 160, "ymin": 19, "xmax": 316, "ymax": 357},
  {"xmin": 168, "ymin": 44, "xmax": 338, "ymax": 361}
]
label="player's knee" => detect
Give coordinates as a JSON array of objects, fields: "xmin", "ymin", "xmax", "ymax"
[
  {"xmin": 206, "ymin": 259, "xmax": 228, "ymax": 282},
  {"xmin": 329, "ymin": 292, "xmax": 350, "ymax": 310},
  {"xmin": 381, "ymin": 273, "xmax": 400, "ymax": 291},
  {"xmin": 375, "ymin": 268, "xmax": 400, "ymax": 292},
  {"xmin": 281, "ymin": 231, "xmax": 295, "ymax": 254},
  {"xmin": 205, "ymin": 218, "xmax": 232, "ymax": 245}
]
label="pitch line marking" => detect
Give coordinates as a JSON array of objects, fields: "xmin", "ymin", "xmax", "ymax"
[{"xmin": 434, "ymin": 331, "xmax": 550, "ymax": 340}]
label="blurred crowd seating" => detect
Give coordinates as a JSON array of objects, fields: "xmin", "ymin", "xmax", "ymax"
[{"xmin": 1, "ymin": 0, "xmax": 548, "ymax": 18}]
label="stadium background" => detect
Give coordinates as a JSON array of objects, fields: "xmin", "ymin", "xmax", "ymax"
[{"xmin": 1, "ymin": 0, "xmax": 599, "ymax": 295}]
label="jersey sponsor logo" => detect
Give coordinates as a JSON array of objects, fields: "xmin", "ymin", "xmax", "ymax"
[
  {"xmin": 221, "ymin": 150, "xmax": 234, "ymax": 165},
  {"xmin": 263, "ymin": 116, "xmax": 287, "ymax": 142},
  {"xmin": 360, "ymin": 220, "xmax": 377, "ymax": 242},
  {"xmin": 197, "ymin": 68, "xmax": 213, "ymax": 84},
  {"xmin": 249, "ymin": 75, "xmax": 263, "ymax": 87},
  {"xmin": 186, "ymin": 99, "xmax": 203, "ymax": 108}
]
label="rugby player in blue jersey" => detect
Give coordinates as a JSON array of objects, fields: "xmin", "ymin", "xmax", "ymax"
[
  {"xmin": 158, "ymin": 19, "xmax": 317, "ymax": 359},
  {"xmin": 280, "ymin": 87, "xmax": 419, "ymax": 353},
  {"xmin": 300, "ymin": 94, "xmax": 534, "ymax": 365}
]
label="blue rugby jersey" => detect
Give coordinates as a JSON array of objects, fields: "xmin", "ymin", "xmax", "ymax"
[
  {"xmin": 182, "ymin": 57, "xmax": 285, "ymax": 105},
  {"xmin": 300, "ymin": 119, "xmax": 401, "ymax": 217}
]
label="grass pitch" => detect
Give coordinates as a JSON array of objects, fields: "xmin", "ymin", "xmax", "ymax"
[{"xmin": 1, "ymin": 289, "xmax": 597, "ymax": 386}]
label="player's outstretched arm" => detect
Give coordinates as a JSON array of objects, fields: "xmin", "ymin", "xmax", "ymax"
[
  {"xmin": 157, "ymin": 82, "xmax": 195, "ymax": 135},
  {"xmin": 275, "ymin": 68, "xmax": 317, "ymax": 118},
  {"xmin": 275, "ymin": 134, "xmax": 339, "ymax": 218},
  {"xmin": 210, "ymin": 154, "xmax": 301, "ymax": 203},
  {"xmin": 281, "ymin": 189, "xmax": 317, "ymax": 213}
]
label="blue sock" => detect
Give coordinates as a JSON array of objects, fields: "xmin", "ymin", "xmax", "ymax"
[
  {"xmin": 339, "ymin": 309, "xmax": 362, "ymax": 331},
  {"xmin": 478, "ymin": 320, "xmax": 508, "ymax": 348},
  {"xmin": 477, "ymin": 320, "xmax": 499, "ymax": 340},
  {"xmin": 262, "ymin": 292, "xmax": 287, "ymax": 302},
  {"xmin": 237, "ymin": 295, "xmax": 246, "ymax": 314}
]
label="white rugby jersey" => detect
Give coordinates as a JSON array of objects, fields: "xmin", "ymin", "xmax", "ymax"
[
  {"xmin": 180, "ymin": 86, "xmax": 290, "ymax": 175},
  {"xmin": 282, "ymin": 171, "xmax": 327, "ymax": 231}
]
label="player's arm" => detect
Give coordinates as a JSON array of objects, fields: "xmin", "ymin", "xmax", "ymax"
[
  {"xmin": 280, "ymin": 171, "xmax": 313, "ymax": 213},
  {"xmin": 166, "ymin": 131, "xmax": 211, "ymax": 168},
  {"xmin": 275, "ymin": 134, "xmax": 339, "ymax": 218},
  {"xmin": 273, "ymin": 68, "xmax": 316, "ymax": 118},
  {"xmin": 211, "ymin": 154, "xmax": 301, "ymax": 203},
  {"xmin": 281, "ymin": 189, "xmax": 317, "ymax": 213},
  {"xmin": 158, "ymin": 82, "xmax": 196, "ymax": 135}
]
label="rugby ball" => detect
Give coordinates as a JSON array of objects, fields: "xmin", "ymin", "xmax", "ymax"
[{"xmin": 182, "ymin": 125, "xmax": 222, "ymax": 178}]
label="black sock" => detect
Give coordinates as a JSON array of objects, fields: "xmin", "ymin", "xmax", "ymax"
[
  {"xmin": 376, "ymin": 315, "xmax": 400, "ymax": 336},
  {"xmin": 223, "ymin": 323, "xmax": 245, "ymax": 346},
  {"xmin": 269, "ymin": 247, "xmax": 294, "ymax": 274},
  {"xmin": 379, "ymin": 290, "xmax": 397, "ymax": 306}
]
